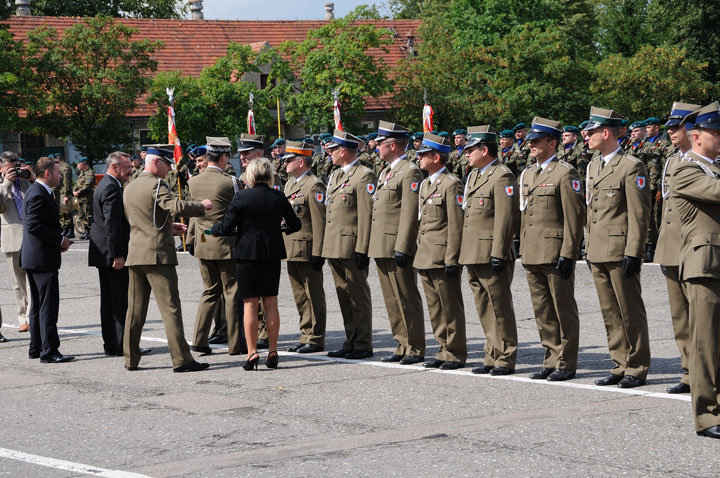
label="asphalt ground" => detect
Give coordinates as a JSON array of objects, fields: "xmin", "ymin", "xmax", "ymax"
[{"xmin": 1, "ymin": 241, "xmax": 718, "ymax": 477}]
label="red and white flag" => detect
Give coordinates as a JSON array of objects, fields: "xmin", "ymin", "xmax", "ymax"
[
  {"xmin": 247, "ymin": 108, "xmax": 256, "ymax": 135},
  {"xmin": 333, "ymin": 98, "xmax": 343, "ymax": 131},
  {"xmin": 422, "ymin": 103, "xmax": 434, "ymax": 133},
  {"xmin": 167, "ymin": 105, "xmax": 182, "ymax": 164}
]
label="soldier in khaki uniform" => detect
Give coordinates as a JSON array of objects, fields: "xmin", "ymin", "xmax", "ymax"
[
  {"xmin": 655, "ymin": 102, "xmax": 700, "ymax": 395},
  {"xmin": 282, "ymin": 141, "xmax": 327, "ymax": 354},
  {"xmin": 414, "ymin": 133, "xmax": 466, "ymax": 370},
  {"xmin": 369, "ymin": 121, "xmax": 425, "ymax": 365},
  {"xmin": 73, "ymin": 157, "xmax": 95, "ymax": 239},
  {"xmin": 187, "ymin": 138, "xmax": 245, "ymax": 357},
  {"xmin": 123, "ymin": 145, "xmax": 212, "ymax": 372},
  {"xmin": 322, "ymin": 130, "xmax": 377, "ymax": 359},
  {"xmin": 520, "ymin": 118, "xmax": 586, "ymax": 381},
  {"xmin": 449, "ymin": 128, "xmax": 470, "ymax": 181},
  {"xmin": 458, "ymin": 126, "xmax": 519, "ymax": 376},
  {"xmin": 671, "ymin": 102, "xmax": 720, "ymax": 439},
  {"xmin": 557, "ymin": 126, "xmax": 587, "ymax": 176},
  {"xmin": 584, "ymin": 107, "xmax": 651, "ymax": 389}
]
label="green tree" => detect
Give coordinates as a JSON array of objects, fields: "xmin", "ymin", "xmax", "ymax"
[
  {"xmin": 23, "ymin": 16, "xmax": 162, "ymax": 162},
  {"xmin": 596, "ymin": 0, "xmax": 651, "ymax": 57},
  {"xmin": 30, "ymin": 0, "xmax": 186, "ymax": 18},
  {"xmin": 591, "ymin": 45, "xmax": 715, "ymax": 120},
  {"xmin": 0, "ymin": 0, "xmax": 13, "ymax": 19},
  {"xmin": 0, "ymin": 26, "xmax": 31, "ymax": 131},
  {"xmin": 387, "ymin": 0, "xmax": 425, "ymax": 19}
]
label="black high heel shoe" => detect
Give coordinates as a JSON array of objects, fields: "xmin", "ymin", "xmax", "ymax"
[
  {"xmin": 265, "ymin": 351, "xmax": 279, "ymax": 369},
  {"xmin": 242, "ymin": 352, "xmax": 260, "ymax": 371}
]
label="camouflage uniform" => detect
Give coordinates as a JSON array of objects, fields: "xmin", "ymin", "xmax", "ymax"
[
  {"xmin": 508, "ymin": 140, "xmax": 531, "ymax": 173},
  {"xmin": 356, "ymin": 150, "xmax": 376, "ymax": 172},
  {"xmin": 129, "ymin": 166, "xmax": 143, "ymax": 182},
  {"xmin": 557, "ymin": 140, "xmax": 589, "ymax": 185},
  {"xmin": 272, "ymin": 157, "xmax": 288, "ymax": 186},
  {"xmin": 448, "ymin": 147, "xmax": 471, "ymax": 182},
  {"xmin": 56, "ymin": 162, "xmax": 74, "ymax": 232},
  {"xmin": 628, "ymin": 139, "xmax": 664, "ymax": 254},
  {"xmin": 311, "ymin": 151, "xmax": 334, "ymax": 183},
  {"xmin": 73, "ymin": 168, "xmax": 95, "ymax": 234}
]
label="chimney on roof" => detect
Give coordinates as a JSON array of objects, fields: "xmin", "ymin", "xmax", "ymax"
[
  {"xmin": 189, "ymin": 0, "xmax": 204, "ymax": 20},
  {"xmin": 325, "ymin": 2, "xmax": 335, "ymax": 21},
  {"xmin": 15, "ymin": 0, "xmax": 31, "ymax": 16}
]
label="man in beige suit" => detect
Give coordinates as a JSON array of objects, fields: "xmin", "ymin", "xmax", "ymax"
[
  {"xmin": 188, "ymin": 137, "xmax": 244, "ymax": 357},
  {"xmin": 123, "ymin": 145, "xmax": 212, "ymax": 372},
  {"xmin": 519, "ymin": 118, "xmax": 585, "ymax": 381},
  {"xmin": 283, "ymin": 141, "xmax": 327, "ymax": 353},
  {"xmin": 322, "ymin": 130, "xmax": 377, "ymax": 359},
  {"xmin": 414, "ymin": 133, "xmax": 466, "ymax": 370},
  {"xmin": 0, "ymin": 151, "xmax": 35, "ymax": 338},
  {"xmin": 584, "ymin": 107, "xmax": 651, "ymax": 389},
  {"xmin": 369, "ymin": 121, "xmax": 425, "ymax": 365},
  {"xmin": 671, "ymin": 102, "xmax": 720, "ymax": 439},
  {"xmin": 459, "ymin": 126, "xmax": 519, "ymax": 376},
  {"xmin": 655, "ymin": 102, "xmax": 700, "ymax": 394}
]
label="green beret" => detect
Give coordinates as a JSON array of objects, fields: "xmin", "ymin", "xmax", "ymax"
[
  {"xmin": 139, "ymin": 146, "xmax": 148, "ymax": 152},
  {"xmin": 578, "ymin": 121, "xmax": 590, "ymax": 129},
  {"xmin": 437, "ymin": 131, "xmax": 450, "ymax": 138},
  {"xmin": 644, "ymin": 117, "xmax": 661, "ymax": 125},
  {"xmin": 513, "ymin": 123, "xmax": 526, "ymax": 131},
  {"xmin": 321, "ymin": 136, "xmax": 333, "ymax": 144},
  {"xmin": 499, "ymin": 129, "xmax": 515, "ymax": 138},
  {"xmin": 563, "ymin": 126, "xmax": 580, "ymax": 134},
  {"xmin": 452, "ymin": 128, "xmax": 467, "ymax": 137},
  {"xmin": 77, "ymin": 157, "xmax": 89, "ymax": 164},
  {"xmin": 270, "ymin": 138, "xmax": 286, "ymax": 148},
  {"xmin": 629, "ymin": 121, "xmax": 645, "ymax": 131},
  {"xmin": 366, "ymin": 132, "xmax": 378, "ymax": 140},
  {"xmin": 620, "ymin": 119, "xmax": 628, "ymax": 126},
  {"xmin": 411, "ymin": 132, "xmax": 423, "ymax": 140}
]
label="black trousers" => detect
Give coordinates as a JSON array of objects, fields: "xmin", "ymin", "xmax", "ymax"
[
  {"xmin": 26, "ymin": 269, "xmax": 60, "ymax": 359},
  {"xmin": 97, "ymin": 266, "xmax": 129, "ymax": 355}
]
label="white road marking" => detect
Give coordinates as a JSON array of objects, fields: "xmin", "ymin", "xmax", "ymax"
[{"xmin": 0, "ymin": 446, "xmax": 152, "ymax": 477}]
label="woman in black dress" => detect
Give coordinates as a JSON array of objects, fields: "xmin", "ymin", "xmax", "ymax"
[{"xmin": 212, "ymin": 158, "xmax": 300, "ymax": 369}]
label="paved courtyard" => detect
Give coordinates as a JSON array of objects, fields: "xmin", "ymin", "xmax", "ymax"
[{"xmin": 0, "ymin": 242, "xmax": 718, "ymax": 477}]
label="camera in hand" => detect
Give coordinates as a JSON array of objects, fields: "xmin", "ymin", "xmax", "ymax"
[{"xmin": 14, "ymin": 166, "xmax": 31, "ymax": 179}]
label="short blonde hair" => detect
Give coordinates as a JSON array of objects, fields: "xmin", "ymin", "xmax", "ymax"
[{"xmin": 245, "ymin": 157, "xmax": 274, "ymax": 188}]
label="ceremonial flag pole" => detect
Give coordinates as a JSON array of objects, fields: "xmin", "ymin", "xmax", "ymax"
[
  {"xmin": 422, "ymin": 89, "xmax": 434, "ymax": 133},
  {"xmin": 333, "ymin": 89, "xmax": 343, "ymax": 131},
  {"xmin": 276, "ymin": 96, "xmax": 282, "ymax": 138},
  {"xmin": 247, "ymin": 93, "xmax": 256, "ymax": 135},
  {"xmin": 166, "ymin": 87, "xmax": 187, "ymax": 251}
]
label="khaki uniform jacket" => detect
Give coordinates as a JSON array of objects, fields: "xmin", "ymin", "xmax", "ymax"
[
  {"xmin": 671, "ymin": 152, "xmax": 720, "ymax": 281},
  {"xmin": 123, "ymin": 172, "xmax": 206, "ymax": 266},
  {"xmin": 187, "ymin": 166, "xmax": 239, "ymax": 261},
  {"xmin": 459, "ymin": 162, "xmax": 518, "ymax": 264},
  {"xmin": 654, "ymin": 152, "xmax": 684, "ymax": 266},
  {"xmin": 0, "ymin": 177, "xmax": 30, "ymax": 253},
  {"xmin": 322, "ymin": 161, "xmax": 377, "ymax": 259},
  {"xmin": 284, "ymin": 173, "xmax": 326, "ymax": 261},
  {"xmin": 519, "ymin": 159, "xmax": 586, "ymax": 264},
  {"xmin": 414, "ymin": 168, "xmax": 464, "ymax": 269},
  {"xmin": 585, "ymin": 150, "xmax": 650, "ymax": 262},
  {"xmin": 368, "ymin": 158, "xmax": 423, "ymax": 259}
]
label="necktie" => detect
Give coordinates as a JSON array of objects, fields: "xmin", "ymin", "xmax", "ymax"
[{"xmin": 12, "ymin": 180, "xmax": 23, "ymax": 220}]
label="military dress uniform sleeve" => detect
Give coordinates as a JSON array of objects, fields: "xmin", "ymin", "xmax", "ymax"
[
  {"xmin": 558, "ymin": 166, "xmax": 586, "ymax": 260},
  {"xmin": 308, "ymin": 180, "xmax": 327, "ymax": 257},
  {"xmin": 395, "ymin": 166, "xmax": 423, "ymax": 256},
  {"xmin": 185, "ymin": 184, "xmax": 196, "ymax": 248},
  {"xmin": 444, "ymin": 178, "xmax": 465, "ymax": 266},
  {"xmin": 673, "ymin": 162, "xmax": 720, "ymax": 203},
  {"xmin": 355, "ymin": 168, "xmax": 378, "ymax": 255},
  {"xmin": 491, "ymin": 169, "xmax": 519, "ymax": 260},
  {"xmin": 624, "ymin": 160, "xmax": 651, "ymax": 259},
  {"xmin": 154, "ymin": 180, "xmax": 206, "ymax": 219}
]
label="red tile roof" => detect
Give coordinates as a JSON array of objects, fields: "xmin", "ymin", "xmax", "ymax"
[{"xmin": 5, "ymin": 16, "xmax": 421, "ymax": 118}]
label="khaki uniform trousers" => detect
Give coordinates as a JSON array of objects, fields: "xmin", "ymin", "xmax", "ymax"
[
  {"xmin": 590, "ymin": 262, "xmax": 651, "ymax": 379},
  {"xmin": 525, "ymin": 264, "xmax": 580, "ymax": 370},
  {"xmin": 419, "ymin": 268, "xmax": 467, "ymax": 363},
  {"xmin": 686, "ymin": 278, "xmax": 720, "ymax": 432},
  {"xmin": 287, "ymin": 261, "xmax": 327, "ymax": 347},
  {"xmin": 124, "ymin": 265, "xmax": 194, "ymax": 369},
  {"xmin": 467, "ymin": 264, "xmax": 517, "ymax": 369},
  {"xmin": 664, "ymin": 266, "xmax": 690, "ymax": 385},
  {"xmin": 5, "ymin": 251, "xmax": 31, "ymax": 325},
  {"xmin": 328, "ymin": 258, "xmax": 373, "ymax": 353},
  {"xmin": 192, "ymin": 259, "xmax": 243, "ymax": 354},
  {"xmin": 376, "ymin": 258, "xmax": 425, "ymax": 357}
]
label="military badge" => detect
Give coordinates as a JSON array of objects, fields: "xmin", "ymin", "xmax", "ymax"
[
  {"xmin": 273, "ymin": 185, "xmax": 281, "ymax": 191},
  {"xmin": 636, "ymin": 176, "xmax": 646, "ymax": 189},
  {"xmin": 367, "ymin": 183, "xmax": 376, "ymax": 194},
  {"xmin": 316, "ymin": 192, "xmax": 324, "ymax": 203},
  {"xmin": 456, "ymin": 194, "xmax": 463, "ymax": 205},
  {"xmin": 505, "ymin": 185, "xmax": 514, "ymax": 196},
  {"xmin": 410, "ymin": 181, "xmax": 419, "ymax": 192},
  {"xmin": 571, "ymin": 179, "xmax": 581, "ymax": 192}
]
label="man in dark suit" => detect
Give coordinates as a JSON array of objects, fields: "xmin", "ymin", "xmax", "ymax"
[
  {"xmin": 89, "ymin": 152, "xmax": 150, "ymax": 357},
  {"xmin": 21, "ymin": 157, "xmax": 74, "ymax": 363}
]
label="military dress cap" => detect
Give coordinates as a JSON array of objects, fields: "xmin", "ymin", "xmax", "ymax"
[
  {"xmin": 188, "ymin": 144, "xmax": 207, "ymax": 157},
  {"xmin": 666, "ymin": 102, "xmax": 702, "ymax": 127},
  {"xmin": 376, "ymin": 120, "xmax": 410, "ymax": 142},
  {"xmin": 628, "ymin": 121, "xmax": 645, "ymax": 131},
  {"xmin": 465, "ymin": 125, "xmax": 498, "ymax": 148},
  {"xmin": 281, "ymin": 140, "xmax": 314, "ymax": 160},
  {"xmin": 411, "ymin": 132, "xmax": 423, "ymax": 140},
  {"xmin": 583, "ymin": 107, "xmax": 627, "ymax": 131},
  {"xmin": 237, "ymin": 133, "xmax": 264, "ymax": 152},
  {"xmin": 526, "ymin": 117, "xmax": 563, "ymax": 140},
  {"xmin": 206, "ymin": 137, "xmax": 232, "ymax": 154},
  {"xmin": 270, "ymin": 138, "xmax": 286, "ymax": 149},
  {"xmin": 643, "ymin": 117, "xmax": 661, "ymax": 125},
  {"xmin": 143, "ymin": 144, "xmax": 175, "ymax": 164},
  {"xmin": 513, "ymin": 123, "xmax": 527, "ymax": 131},
  {"xmin": 452, "ymin": 128, "xmax": 467, "ymax": 137},
  {"xmin": 326, "ymin": 129, "xmax": 362, "ymax": 150},
  {"xmin": 564, "ymin": 126, "xmax": 580, "ymax": 134},
  {"xmin": 681, "ymin": 101, "xmax": 720, "ymax": 130},
  {"xmin": 499, "ymin": 129, "xmax": 515, "ymax": 138},
  {"xmin": 416, "ymin": 132, "xmax": 452, "ymax": 154}
]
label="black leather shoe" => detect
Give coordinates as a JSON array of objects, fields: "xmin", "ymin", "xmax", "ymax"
[
  {"xmin": 618, "ymin": 375, "xmax": 645, "ymax": 388},
  {"xmin": 40, "ymin": 354, "xmax": 75, "ymax": 364},
  {"xmin": 191, "ymin": 345, "xmax": 212, "ymax": 355},
  {"xmin": 257, "ymin": 338, "xmax": 270, "ymax": 349},
  {"xmin": 327, "ymin": 348, "xmax": 350, "ymax": 358},
  {"xmin": 595, "ymin": 374, "xmax": 623, "ymax": 386},
  {"xmin": 345, "ymin": 350, "xmax": 373, "ymax": 360},
  {"xmin": 297, "ymin": 344, "xmax": 323, "ymax": 353},
  {"xmin": 208, "ymin": 335, "xmax": 228, "ymax": 345},
  {"xmin": 173, "ymin": 360, "xmax": 209, "ymax": 373},
  {"xmin": 125, "ymin": 365, "xmax": 138, "ymax": 371},
  {"xmin": 28, "ymin": 352, "xmax": 40, "ymax": 359},
  {"xmin": 424, "ymin": 359, "xmax": 444, "ymax": 368},
  {"xmin": 547, "ymin": 369, "xmax": 576, "ymax": 381},
  {"xmin": 529, "ymin": 367, "xmax": 554, "ymax": 380},
  {"xmin": 287, "ymin": 343, "xmax": 304, "ymax": 352},
  {"xmin": 667, "ymin": 382, "xmax": 690, "ymax": 394},
  {"xmin": 471, "ymin": 365, "xmax": 493, "ymax": 375},
  {"xmin": 696, "ymin": 425, "xmax": 720, "ymax": 439},
  {"xmin": 381, "ymin": 354, "xmax": 404, "ymax": 363},
  {"xmin": 399, "ymin": 355, "xmax": 424, "ymax": 365},
  {"xmin": 489, "ymin": 366, "xmax": 513, "ymax": 376},
  {"xmin": 439, "ymin": 361, "xmax": 464, "ymax": 370},
  {"xmin": 140, "ymin": 347, "xmax": 152, "ymax": 355},
  {"xmin": 66, "ymin": 230, "xmax": 75, "ymax": 239},
  {"xmin": 0, "ymin": 332, "xmax": 6, "ymax": 343}
]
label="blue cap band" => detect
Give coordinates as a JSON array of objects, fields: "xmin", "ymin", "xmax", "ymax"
[
  {"xmin": 331, "ymin": 137, "xmax": 359, "ymax": 150},
  {"xmin": 421, "ymin": 139, "xmax": 451, "ymax": 154}
]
